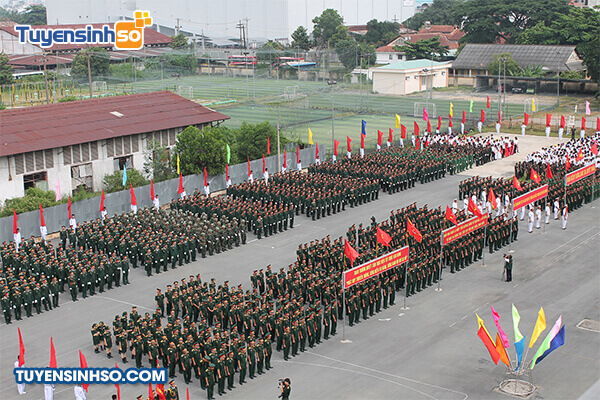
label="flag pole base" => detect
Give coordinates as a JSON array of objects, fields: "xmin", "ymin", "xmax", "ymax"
[
  {"xmin": 509, "ymin": 250, "xmax": 515, "ymax": 253},
  {"xmin": 434, "ymin": 288, "xmax": 442, "ymax": 292},
  {"xmin": 498, "ymin": 379, "xmax": 536, "ymax": 397},
  {"xmin": 340, "ymin": 339, "xmax": 352, "ymax": 344},
  {"xmin": 400, "ymin": 306, "xmax": 410, "ymax": 310},
  {"xmin": 480, "ymin": 264, "xmax": 487, "ymax": 268}
]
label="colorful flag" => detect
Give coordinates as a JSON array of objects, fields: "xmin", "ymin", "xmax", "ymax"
[
  {"xmin": 296, "ymin": 145, "xmax": 300, "ymax": 164},
  {"xmin": 445, "ymin": 205, "xmax": 458, "ymax": 225},
  {"xmin": 334, "ymin": 140, "xmax": 339, "ymax": 156},
  {"xmin": 514, "ymin": 337, "xmax": 525, "ymax": 368},
  {"xmin": 546, "ymin": 163, "xmax": 553, "ymax": 179},
  {"xmin": 531, "ymin": 315, "xmax": 562, "ymax": 369},
  {"xmin": 462, "ymin": 110, "xmax": 466, "ymax": 124},
  {"xmin": 262, "ymin": 154, "xmax": 266, "ymax": 173},
  {"xmin": 13, "ymin": 209, "xmax": 17, "ymax": 234},
  {"xmin": 423, "ymin": 107, "xmax": 429, "ymax": 121},
  {"xmin": 39, "ymin": 203, "xmax": 46, "ymax": 227},
  {"xmin": 68, "ymin": 196, "xmax": 72, "ymax": 218},
  {"xmin": 546, "ymin": 113, "xmax": 552, "ymax": 127},
  {"xmin": 469, "ymin": 99, "xmax": 473, "ymax": 113},
  {"xmin": 491, "ymin": 306, "xmax": 510, "ymax": 348},
  {"xmin": 344, "ymin": 239, "xmax": 358, "ymax": 266},
  {"xmin": 530, "ymin": 167, "xmax": 541, "ymax": 184},
  {"xmin": 495, "ymin": 333, "xmax": 511, "ymax": 367},
  {"xmin": 585, "ymin": 100, "xmax": 591, "ymax": 115},
  {"xmin": 315, "ymin": 142, "xmax": 319, "ymax": 158},
  {"xmin": 513, "ymin": 176, "xmax": 523, "ymax": 191},
  {"xmin": 156, "ymin": 383, "xmax": 166, "ymax": 400},
  {"xmin": 529, "ymin": 307, "xmax": 547, "ymax": 348},
  {"xmin": 437, "ymin": 115, "xmax": 442, "ymax": 131},
  {"xmin": 177, "ymin": 174, "xmax": 184, "ymax": 194},
  {"xmin": 477, "ymin": 326, "xmax": 500, "ymax": 365},
  {"xmin": 204, "ymin": 167, "xmax": 209, "ymax": 187},
  {"xmin": 533, "ymin": 325, "xmax": 565, "ymax": 366},
  {"xmin": 414, "ymin": 121, "xmax": 420, "ymax": 137},
  {"xmin": 267, "ymin": 136, "xmax": 271, "ymax": 154},
  {"xmin": 560, "ymin": 115, "xmax": 565, "ymax": 128},
  {"xmin": 347, "ymin": 136, "xmax": 352, "ymax": 153},
  {"xmin": 512, "ymin": 304, "xmax": 524, "ymax": 341},
  {"xmin": 449, "ymin": 116, "xmax": 453, "ymax": 128},
  {"xmin": 55, "ymin": 178, "xmax": 61, "ymax": 202},
  {"xmin": 18, "ymin": 328, "xmax": 25, "ymax": 367},
  {"xmin": 149, "ymin": 383, "xmax": 154, "ymax": 400},
  {"xmin": 247, "ymin": 157, "xmax": 251, "ymax": 177},
  {"xmin": 523, "ymin": 112, "xmax": 529, "ymax": 126},
  {"xmin": 566, "ymin": 155, "xmax": 571, "ymax": 171},
  {"xmin": 395, "ymin": 114, "xmax": 401, "ymax": 128},
  {"xmin": 415, "ymin": 136, "xmax": 420, "ymax": 150},
  {"xmin": 130, "ymin": 184, "xmax": 137, "ymax": 206},
  {"xmin": 427, "ymin": 119, "xmax": 432, "ymax": 133},
  {"xmin": 597, "ymin": 117, "xmax": 600, "ymax": 132},
  {"xmin": 576, "ymin": 149, "xmax": 583, "ymax": 162},
  {"xmin": 486, "ymin": 96, "xmax": 490, "ymax": 109},
  {"xmin": 377, "ymin": 130, "xmax": 383, "ymax": 147},
  {"xmin": 481, "ymin": 109, "xmax": 485, "ymax": 123},
  {"xmin": 176, "ymin": 154, "xmax": 180, "ymax": 175},
  {"xmin": 531, "ymin": 99, "xmax": 536, "ymax": 112},
  {"xmin": 489, "ymin": 188, "xmax": 498, "ymax": 210},
  {"xmin": 476, "ymin": 313, "xmax": 493, "ymax": 342},
  {"xmin": 468, "ymin": 197, "xmax": 483, "ymax": 217},
  {"xmin": 388, "ymin": 128, "xmax": 393, "ymax": 143},
  {"xmin": 49, "ymin": 337, "xmax": 57, "ymax": 368},
  {"xmin": 283, "ymin": 151, "xmax": 287, "ymax": 168},
  {"xmin": 361, "ymin": 132, "xmax": 365, "ymax": 150},
  {"xmin": 79, "ymin": 350, "xmax": 89, "ymax": 392},
  {"xmin": 581, "ymin": 117, "xmax": 586, "ymax": 131},
  {"xmin": 150, "ymin": 180, "xmax": 154, "ymax": 200},
  {"xmin": 401, "ymin": 124, "xmax": 406, "ymax": 139},
  {"xmin": 498, "ymin": 110, "xmax": 502, "ymax": 124},
  {"xmin": 226, "ymin": 144, "xmax": 231, "ymax": 163},
  {"xmin": 122, "ymin": 166, "xmax": 127, "ymax": 187},
  {"xmin": 308, "ymin": 129, "xmax": 314, "ymax": 145},
  {"xmin": 225, "ymin": 164, "xmax": 229, "ymax": 181},
  {"xmin": 361, "ymin": 119, "xmax": 367, "ymax": 136},
  {"xmin": 591, "ymin": 141, "xmax": 598, "ymax": 156},
  {"xmin": 407, "ymin": 218, "xmax": 422, "ymax": 243},
  {"xmin": 449, "ymin": 102, "xmax": 454, "ymax": 118},
  {"xmin": 376, "ymin": 226, "xmax": 392, "ymax": 247}
]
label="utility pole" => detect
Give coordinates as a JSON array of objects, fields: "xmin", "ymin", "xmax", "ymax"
[
  {"xmin": 42, "ymin": 51, "xmax": 50, "ymax": 104},
  {"xmin": 86, "ymin": 47, "xmax": 93, "ymax": 99},
  {"xmin": 175, "ymin": 18, "xmax": 181, "ymax": 35},
  {"xmin": 245, "ymin": 18, "xmax": 249, "ymax": 49},
  {"xmin": 236, "ymin": 21, "xmax": 245, "ymax": 48}
]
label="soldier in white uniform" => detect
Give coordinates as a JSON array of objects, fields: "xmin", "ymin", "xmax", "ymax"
[
  {"xmin": 69, "ymin": 214, "xmax": 77, "ymax": 233},
  {"xmin": 481, "ymin": 188, "xmax": 487, "ymax": 204},
  {"xmin": 74, "ymin": 383, "xmax": 87, "ymax": 400},
  {"xmin": 545, "ymin": 202, "xmax": 551, "ymax": 224},
  {"xmin": 15, "ymin": 357, "xmax": 26, "ymax": 395},
  {"xmin": 153, "ymin": 195, "xmax": 160, "ymax": 210},
  {"xmin": 535, "ymin": 206, "xmax": 542, "ymax": 229},
  {"xmin": 528, "ymin": 207, "xmax": 535, "ymax": 233},
  {"xmin": 264, "ymin": 168, "xmax": 269, "ymax": 185},
  {"xmin": 562, "ymin": 205, "xmax": 568, "ymax": 230},
  {"xmin": 44, "ymin": 383, "xmax": 54, "ymax": 400},
  {"xmin": 14, "ymin": 228, "xmax": 21, "ymax": 253},
  {"xmin": 553, "ymin": 198, "xmax": 560, "ymax": 220},
  {"xmin": 452, "ymin": 199, "xmax": 458, "ymax": 215}
]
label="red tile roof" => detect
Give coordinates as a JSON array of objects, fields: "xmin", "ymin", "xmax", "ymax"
[
  {"xmin": 0, "ymin": 91, "xmax": 230, "ymax": 157},
  {"xmin": 419, "ymin": 25, "xmax": 456, "ymax": 34},
  {"xmin": 404, "ymin": 33, "xmax": 459, "ymax": 49},
  {"xmin": 8, "ymin": 47, "xmax": 173, "ymax": 67},
  {"xmin": 0, "ymin": 23, "xmax": 171, "ymax": 52},
  {"xmin": 376, "ymin": 45, "xmax": 401, "ymax": 53}
]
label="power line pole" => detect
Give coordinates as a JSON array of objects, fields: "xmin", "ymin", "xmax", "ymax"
[
  {"xmin": 42, "ymin": 51, "xmax": 50, "ymax": 104},
  {"xmin": 244, "ymin": 18, "xmax": 249, "ymax": 49},
  {"xmin": 86, "ymin": 47, "xmax": 93, "ymax": 99},
  {"xmin": 175, "ymin": 18, "xmax": 181, "ymax": 35}
]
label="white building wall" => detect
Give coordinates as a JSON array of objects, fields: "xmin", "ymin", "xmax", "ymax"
[
  {"xmin": 0, "ymin": 30, "xmax": 41, "ymax": 55},
  {"xmin": 372, "ymin": 65, "xmax": 449, "ymax": 96}
]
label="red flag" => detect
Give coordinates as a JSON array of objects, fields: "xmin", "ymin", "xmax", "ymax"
[
  {"xmin": 546, "ymin": 113, "xmax": 552, "ymax": 127},
  {"xmin": 407, "ymin": 218, "xmax": 422, "ymax": 243},
  {"xmin": 388, "ymin": 128, "xmax": 393, "ymax": 143},
  {"xmin": 39, "ymin": 203, "xmax": 46, "ymax": 227},
  {"xmin": 296, "ymin": 146, "xmax": 300, "ymax": 164},
  {"xmin": 376, "ymin": 226, "xmax": 392, "ymax": 247},
  {"xmin": 489, "ymin": 188, "xmax": 498, "ymax": 210},
  {"xmin": 591, "ymin": 142, "xmax": 598, "ymax": 156},
  {"xmin": 360, "ymin": 133, "xmax": 365, "ymax": 150},
  {"xmin": 530, "ymin": 167, "xmax": 541, "ymax": 184},
  {"xmin": 560, "ymin": 115, "xmax": 565, "ymax": 128},
  {"xmin": 414, "ymin": 121, "xmax": 419, "ymax": 137},
  {"xmin": 79, "ymin": 350, "xmax": 89, "ymax": 392},
  {"xmin": 177, "ymin": 173, "xmax": 184, "ymax": 194},
  {"xmin": 581, "ymin": 117, "xmax": 586, "ymax": 131},
  {"xmin": 49, "ymin": 337, "xmax": 57, "ymax": 368},
  {"xmin": 156, "ymin": 383, "xmax": 166, "ymax": 400},
  {"xmin": 315, "ymin": 142, "xmax": 319, "ymax": 157},
  {"xmin": 114, "ymin": 363, "xmax": 121, "ymax": 400},
  {"xmin": 334, "ymin": 140, "xmax": 339, "ymax": 156},
  {"xmin": 445, "ymin": 205, "xmax": 458, "ymax": 226},
  {"xmin": 187, "ymin": 387, "xmax": 190, "ymax": 400},
  {"xmin": 566, "ymin": 155, "xmax": 571, "ymax": 171},
  {"xmin": 68, "ymin": 196, "xmax": 72, "ymax": 218},
  {"xmin": 480, "ymin": 109, "xmax": 485, "ymax": 123},
  {"xmin": 468, "ymin": 197, "xmax": 483, "ymax": 217},
  {"xmin": 462, "ymin": 110, "xmax": 466, "ymax": 124},
  {"xmin": 344, "ymin": 239, "xmax": 358, "ymax": 266},
  {"xmin": 247, "ymin": 157, "xmax": 251, "ymax": 177},
  {"xmin": 13, "ymin": 209, "xmax": 18, "ymax": 234},
  {"xmin": 597, "ymin": 117, "xmax": 600, "ymax": 132},
  {"xmin": 576, "ymin": 149, "xmax": 583, "ymax": 162},
  {"xmin": 347, "ymin": 136, "xmax": 352, "ymax": 153},
  {"xmin": 426, "ymin": 119, "xmax": 432, "ymax": 133},
  {"xmin": 513, "ymin": 176, "xmax": 523, "ymax": 191},
  {"xmin": 416, "ymin": 136, "xmax": 421, "ymax": 150},
  {"xmin": 504, "ymin": 146, "xmax": 509, "ymax": 158},
  {"xmin": 477, "ymin": 326, "xmax": 500, "ymax": 365},
  {"xmin": 498, "ymin": 110, "xmax": 502, "ymax": 124},
  {"xmin": 267, "ymin": 136, "xmax": 271, "ymax": 155},
  {"xmin": 449, "ymin": 116, "xmax": 453, "ymax": 128},
  {"xmin": 226, "ymin": 164, "xmax": 229, "ymax": 180},
  {"xmin": 150, "ymin": 179, "xmax": 155, "ymax": 200},
  {"xmin": 262, "ymin": 154, "xmax": 266, "ymax": 174},
  {"xmin": 18, "ymin": 328, "xmax": 25, "ymax": 367},
  {"xmin": 284, "ymin": 150, "xmax": 288, "ymax": 168},
  {"xmin": 130, "ymin": 184, "xmax": 137, "ymax": 206},
  {"xmin": 149, "ymin": 383, "xmax": 154, "ymax": 400},
  {"xmin": 100, "ymin": 190, "xmax": 105, "ymax": 212},
  {"xmin": 204, "ymin": 167, "xmax": 208, "ymax": 187},
  {"xmin": 437, "ymin": 115, "xmax": 442, "ymax": 131},
  {"xmin": 486, "ymin": 96, "xmax": 490, "ymax": 108},
  {"xmin": 524, "ymin": 112, "xmax": 529, "ymax": 126},
  {"xmin": 377, "ymin": 130, "xmax": 383, "ymax": 146},
  {"xmin": 546, "ymin": 163, "xmax": 553, "ymax": 179},
  {"xmin": 401, "ymin": 124, "xmax": 406, "ymax": 139}
]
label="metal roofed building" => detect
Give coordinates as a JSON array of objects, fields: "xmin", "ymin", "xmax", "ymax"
[
  {"xmin": 450, "ymin": 44, "xmax": 584, "ymax": 87},
  {"xmin": 0, "ymin": 91, "xmax": 230, "ymax": 202},
  {"xmin": 372, "ymin": 59, "xmax": 451, "ymax": 95}
]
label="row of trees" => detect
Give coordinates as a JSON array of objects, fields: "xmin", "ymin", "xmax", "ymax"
[{"xmin": 0, "ymin": 5, "xmax": 46, "ymax": 25}]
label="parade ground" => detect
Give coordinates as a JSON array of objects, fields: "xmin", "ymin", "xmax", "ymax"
[{"xmin": 0, "ymin": 134, "xmax": 598, "ymax": 400}]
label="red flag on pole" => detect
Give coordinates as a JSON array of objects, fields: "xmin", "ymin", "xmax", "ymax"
[
  {"xmin": 468, "ymin": 197, "xmax": 483, "ymax": 217},
  {"xmin": 449, "ymin": 116, "xmax": 453, "ymax": 128},
  {"xmin": 513, "ymin": 176, "xmax": 523, "ymax": 191},
  {"xmin": 344, "ymin": 239, "xmax": 359, "ymax": 265},
  {"xmin": 591, "ymin": 142, "xmax": 598, "ymax": 156},
  {"xmin": 560, "ymin": 115, "xmax": 565, "ymax": 128},
  {"xmin": 267, "ymin": 136, "xmax": 271, "ymax": 155},
  {"xmin": 130, "ymin": 184, "xmax": 137, "ymax": 206},
  {"xmin": 581, "ymin": 117, "xmax": 586, "ymax": 131},
  {"xmin": 262, "ymin": 154, "xmax": 266, "ymax": 173},
  {"xmin": 477, "ymin": 326, "xmax": 500, "ymax": 365},
  {"xmin": 388, "ymin": 128, "xmax": 393, "ymax": 143},
  {"xmin": 99, "ymin": 190, "xmax": 105, "ymax": 212},
  {"xmin": 546, "ymin": 113, "xmax": 552, "ymax": 127},
  {"xmin": 480, "ymin": 109, "xmax": 485, "ymax": 123},
  {"xmin": 566, "ymin": 155, "xmax": 571, "ymax": 170},
  {"xmin": 39, "ymin": 203, "xmax": 46, "ymax": 227},
  {"xmin": 437, "ymin": 115, "xmax": 442, "ymax": 131},
  {"xmin": 49, "ymin": 337, "xmax": 57, "ymax": 368},
  {"xmin": 187, "ymin": 387, "xmax": 190, "ymax": 400},
  {"xmin": 462, "ymin": 110, "xmax": 466, "ymax": 124},
  {"xmin": 79, "ymin": 350, "xmax": 89, "ymax": 392},
  {"xmin": 416, "ymin": 136, "xmax": 421, "ymax": 150},
  {"xmin": 407, "ymin": 218, "xmax": 422, "ymax": 243},
  {"xmin": 114, "ymin": 363, "xmax": 121, "ymax": 400},
  {"xmin": 247, "ymin": 157, "xmax": 251, "ymax": 177},
  {"xmin": 68, "ymin": 196, "xmax": 72, "ymax": 218},
  {"xmin": 296, "ymin": 146, "xmax": 300, "ymax": 164},
  {"xmin": 156, "ymin": 383, "xmax": 166, "ymax": 400},
  {"xmin": 150, "ymin": 179, "xmax": 155, "ymax": 200},
  {"xmin": 283, "ymin": 151, "xmax": 288, "ymax": 168},
  {"xmin": 414, "ymin": 121, "xmax": 419, "ymax": 137},
  {"xmin": 524, "ymin": 112, "xmax": 529, "ymax": 126},
  {"xmin": 576, "ymin": 149, "xmax": 583, "ymax": 162},
  {"xmin": 530, "ymin": 167, "xmax": 541, "ymax": 184},
  {"xmin": 177, "ymin": 173, "xmax": 184, "ymax": 194},
  {"xmin": 149, "ymin": 383, "xmax": 153, "ymax": 400},
  {"xmin": 18, "ymin": 328, "xmax": 25, "ymax": 367},
  {"xmin": 377, "ymin": 130, "xmax": 383, "ymax": 146},
  {"xmin": 204, "ymin": 167, "xmax": 208, "ymax": 187},
  {"xmin": 498, "ymin": 110, "xmax": 502, "ymax": 124},
  {"xmin": 486, "ymin": 96, "xmax": 490, "ymax": 108},
  {"xmin": 426, "ymin": 119, "xmax": 432, "ymax": 133},
  {"xmin": 489, "ymin": 188, "xmax": 498, "ymax": 210},
  {"xmin": 225, "ymin": 164, "xmax": 229, "ymax": 181},
  {"xmin": 376, "ymin": 226, "xmax": 392, "ymax": 246},
  {"xmin": 401, "ymin": 124, "xmax": 406, "ymax": 139},
  {"xmin": 445, "ymin": 205, "xmax": 458, "ymax": 226},
  {"xmin": 546, "ymin": 163, "xmax": 553, "ymax": 179},
  {"xmin": 13, "ymin": 209, "xmax": 18, "ymax": 234},
  {"xmin": 597, "ymin": 117, "xmax": 600, "ymax": 132},
  {"xmin": 334, "ymin": 140, "xmax": 339, "ymax": 156},
  {"xmin": 346, "ymin": 136, "xmax": 352, "ymax": 153},
  {"xmin": 315, "ymin": 142, "xmax": 319, "ymax": 158},
  {"xmin": 360, "ymin": 132, "xmax": 365, "ymax": 150}
]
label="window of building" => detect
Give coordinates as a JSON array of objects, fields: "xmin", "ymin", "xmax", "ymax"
[
  {"xmin": 23, "ymin": 171, "xmax": 47, "ymax": 191},
  {"xmin": 115, "ymin": 155, "xmax": 133, "ymax": 171}
]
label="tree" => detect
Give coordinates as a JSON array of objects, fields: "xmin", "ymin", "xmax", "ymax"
[
  {"xmin": 70, "ymin": 48, "xmax": 109, "ymax": 80},
  {"xmin": 103, "ymin": 169, "xmax": 149, "ymax": 193},
  {"xmin": 160, "ymin": 53, "xmax": 197, "ymax": 75},
  {"xmin": 256, "ymin": 40, "xmax": 284, "ymax": 61},
  {"xmin": 16, "ymin": 5, "xmax": 47, "ymax": 25},
  {"xmin": 291, "ymin": 26, "xmax": 311, "ymax": 50},
  {"xmin": 234, "ymin": 121, "xmax": 287, "ymax": 162},
  {"xmin": 394, "ymin": 37, "xmax": 449, "ymax": 61},
  {"xmin": 0, "ymin": 52, "xmax": 14, "ymax": 85},
  {"xmin": 404, "ymin": 0, "xmax": 460, "ymax": 31},
  {"xmin": 169, "ymin": 33, "xmax": 188, "ymax": 49},
  {"xmin": 363, "ymin": 19, "xmax": 400, "ymax": 47},
  {"xmin": 312, "ymin": 9, "xmax": 344, "ymax": 47},
  {"xmin": 143, "ymin": 140, "xmax": 174, "ymax": 182},
  {"xmin": 457, "ymin": 0, "xmax": 570, "ymax": 44},
  {"xmin": 335, "ymin": 39, "xmax": 359, "ymax": 70},
  {"xmin": 173, "ymin": 126, "xmax": 228, "ymax": 176},
  {"xmin": 486, "ymin": 53, "xmax": 520, "ymax": 76}
]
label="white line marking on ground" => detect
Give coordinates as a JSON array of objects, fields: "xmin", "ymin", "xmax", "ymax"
[
  {"xmin": 93, "ymin": 296, "xmax": 153, "ymax": 311},
  {"xmin": 461, "ymin": 315, "xmax": 468, "ymax": 320},
  {"xmin": 543, "ymin": 227, "xmax": 595, "ymax": 257},
  {"xmin": 450, "ymin": 323, "xmax": 456, "ymax": 328}
]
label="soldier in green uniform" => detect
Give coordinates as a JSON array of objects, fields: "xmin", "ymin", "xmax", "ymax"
[
  {"xmin": 237, "ymin": 346, "xmax": 247, "ymax": 385},
  {"xmin": 225, "ymin": 351, "xmax": 236, "ymax": 390},
  {"xmin": 205, "ymin": 364, "xmax": 216, "ymax": 400},
  {"xmin": 181, "ymin": 348, "xmax": 192, "ymax": 384},
  {"xmin": 166, "ymin": 380, "xmax": 179, "ymax": 400}
]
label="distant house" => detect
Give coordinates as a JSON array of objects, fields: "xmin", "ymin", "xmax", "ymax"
[
  {"xmin": 450, "ymin": 44, "xmax": 584, "ymax": 87},
  {"xmin": 372, "ymin": 59, "xmax": 451, "ymax": 96}
]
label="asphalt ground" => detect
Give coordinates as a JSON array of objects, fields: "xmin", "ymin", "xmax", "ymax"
[{"xmin": 1, "ymin": 133, "xmax": 598, "ymax": 400}]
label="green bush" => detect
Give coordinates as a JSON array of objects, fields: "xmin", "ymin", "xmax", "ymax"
[
  {"xmin": 0, "ymin": 187, "xmax": 59, "ymax": 217},
  {"xmin": 102, "ymin": 168, "xmax": 149, "ymax": 193}
]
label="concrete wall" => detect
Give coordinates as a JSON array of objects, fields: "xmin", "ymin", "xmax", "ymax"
[
  {"xmin": 373, "ymin": 67, "xmax": 449, "ymax": 96},
  {"xmin": 0, "ymin": 146, "xmax": 322, "ymax": 243},
  {"xmin": 0, "ymin": 30, "xmax": 41, "ymax": 55}
]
